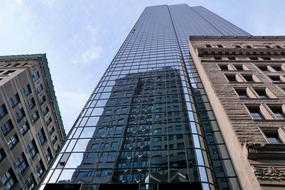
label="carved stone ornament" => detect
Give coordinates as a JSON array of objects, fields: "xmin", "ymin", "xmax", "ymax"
[{"xmin": 253, "ymin": 166, "xmax": 285, "ymax": 184}]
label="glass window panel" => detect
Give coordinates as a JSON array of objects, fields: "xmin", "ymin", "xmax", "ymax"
[
  {"xmin": 48, "ymin": 169, "xmax": 61, "ymax": 183},
  {"xmin": 65, "ymin": 153, "xmax": 83, "ymax": 168},
  {"xmin": 91, "ymin": 108, "xmax": 104, "ymax": 116},
  {"xmin": 57, "ymin": 169, "xmax": 75, "ymax": 182},
  {"xmin": 85, "ymin": 117, "xmax": 99, "ymax": 126},
  {"xmin": 80, "ymin": 127, "xmax": 96, "ymax": 138},
  {"xmin": 65, "ymin": 140, "xmax": 77, "ymax": 152},
  {"xmin": 72, "ymin": 128, "xmax": 83, "ymax": 139},
  {"xmin": 73, "ymin": 139, "xmax": 90, "ymax": 152}
]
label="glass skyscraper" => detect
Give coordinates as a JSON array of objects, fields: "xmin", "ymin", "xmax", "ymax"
[{"xmin": 41, "ymin": 4, "xmax": 249, "ymax": 190}]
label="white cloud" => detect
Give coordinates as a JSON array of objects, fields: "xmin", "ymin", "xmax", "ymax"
[
  {"xmin": 15, "ymin": 0, "xmax": 24, "ymax": 6},
  {"xmin": 71, "ymin": 25, "xmax": 103, "ymax": 65},
  {"xmin": 72, "ymin": 46, "xmax": 102, "ymax": 65}
]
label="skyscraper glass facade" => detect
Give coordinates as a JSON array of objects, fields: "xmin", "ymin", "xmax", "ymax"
[{"xmin": 42, "ymin": 4, "xmax": 249, "ymax": 190}]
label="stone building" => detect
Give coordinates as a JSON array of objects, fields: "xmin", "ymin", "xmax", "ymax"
[
  {"xmin": 0, "ymin": 54, "xmax": 65, "ymax": 190},
  {"xmin": 189, "ymin": 36, "xmax": 285, "ymax": 190}
]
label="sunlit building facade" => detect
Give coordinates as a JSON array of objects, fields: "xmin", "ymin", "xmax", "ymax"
[{"xmin": 41, "ymin": 4, "xmax": 253, "ymax": 190}]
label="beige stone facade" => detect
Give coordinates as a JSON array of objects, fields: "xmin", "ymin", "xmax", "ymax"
[
  {"xmin": 189, "ymin": 36, "xmax": 285, "ymax": 190},
  {"xmin": 0, "ymin": 54, "xmax": 65, "ymax": 190}
]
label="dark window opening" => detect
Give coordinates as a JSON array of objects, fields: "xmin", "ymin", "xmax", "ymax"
[
  {"xmin": 242, "ymin": 74, "xmax": 253, "ymax": 82},
  {"xmin": 249, "ymin": 57, "xmax": 258, "ymax": 60},
  {"xmin": 218, "ymin": 65, "xmax": 228, "ymax": 70},
  {"xmin": 269, "ymin": 106, "xmax": 285, "ymax": 120},
  {"xmin": 264, "ymin": 131, "xmax": 281, "ymax": 144},
  {"xmin": 235, "ymin": 88, "xmax": 248, "ymax": 99},
  {"xmin": 247, "ymin": 106, "xmax": 263, "ymax": 120},
  {"xmin": 225, "ymin": 74, "xmax": 236, "ymax": 82},
  {"xmin": 254, "ymin": 88, "xmax": 267, "ymax": 99}
]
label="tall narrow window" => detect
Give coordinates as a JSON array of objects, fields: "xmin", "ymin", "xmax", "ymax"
[
  {"xmin": 15, "ymin": 153, "xmax": 28, "ymax": 173},
  {"xmin": 0, "ymin": 104, "xmax": 7, "ymax": 118},
  {"xmin": 25, "ymin": 174, "xmax": 36, "ymax": 190},
  {"xmin": 23, "ymin": 84, "xmax": 31, "ymax": 96},
  {"xmin": 35, "ymin": 160, "xmax": 45, "ymax": 177},
  {"xmin": 37, "ymin": 128, "xmax": 47, "ymax": 145},
  {"xmin": 10, "ymin": 94, "xmax": 20, "ymax": 108},
  {"xmin": 0, "ymin": 148, "xmax": 6, "ymax": 162},
  {"xmin": 27, "ymin": 140, "xmax": 38, "ymax": 159},
  {"xmin": 1, "ymin": 120, "xmax": 13, "ymax": 136}
]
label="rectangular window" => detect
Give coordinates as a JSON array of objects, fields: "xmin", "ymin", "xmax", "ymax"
[
  {"xmin": 35, "ymin": 160, "xmax": 45, "ymax": 177},
  {"xmin": 0, "ymin": 104, "xmax": 7, "ymax": 118},
  {"xmin": 271, "ymin": 65, "xmax": 282, "ymax": 71},
  {"xmin": 27, "ymin": 140, "xmax": 38, "ymax": 159},
  {"xmin": 51, "ymin": 135, "xmax": 57, "ymax": 144},
  {"xmin": 218, "ymin": 64, "xmax": 228, "ymax": 71},
  {"xmin": 258, "ymin": 65, "xmax": 268, "ymax": 71},
  {"xmin": 23, "ymin": 84, "xmax": 31, "ymax": 96},
  {"xmin": 10, "ymin": 94, "xmax": 20, "ymax": 108},
  {"xmin": 1, "ymin": 169, "xmax": 17, "ymax": 190},
  {"xmin": 228, "ymin": 57, "xmax": 236, "ymax": 60},
  {"xmin": 46, "ymin": 117, "xmax": 52, "ymax": 125},
  {"xmin": 0, "ymin": 148, "xmax": 6, "ymax": 162},
  {"xmin": 214, "ymin": 57, "xmax": 222, "ymax": 60},
  {"xmin": 262, "ymin": 57, "xmax": 271, "ymax": 61},
  {"xmin": 264, "ymin": 131, "xmax": 281, "ymax": 144},
  {"xmin": 15, "ymin": 108, "xmax": 25, "ymax": 122},
  {"xmin": 20, "ymin": 121, "xmax": 29, "ymax": 135},
  {"xmin": 233, "ymin": 65, "xmax": 243, "ymax": 71},
  {"xmin": 269, "ymin": 75, "xmax": 280, "ymax": 83},
  {"xmin": 225, "ymin": 74, "xmax": 236, "ymax": 82},
  {"xmin": 249, "ymin": 57, "xmax": 258, "ymax": 60},
  {"xmin": 36, "ymin": 84, "xmax": 43, "ymax": 93},
  {"xmin": 7, "ymin": 134, "xmax": 18, "ymax": 149},
  {"xmin": 247, "ymin": 106, "xmax": 263, "ymax": 120},
  {"xmin": 31, "ymin": 111, "xmax": 39, "ymax": 123},
  {"xmin": 48, "ymin": 126, "xmax": 55, "ymax": 135},
  {"xmin": 1, "ymin": 120, "xmax": 14, "ymax": 136},
  {"xmin": 254, "ymin": 88, "xmax": 267, "ymax": 99},
  {"xmin": 235, "ymin": 88, "xmax": 248, "ymax": 99},
  {"xmin": 27, "ymin": 98, "xmax": 35, "ymax": 109},
  {"xmin": 44, "ymin": 148, "xmax": 52, "ymax": 163},
  {"xmin": 242, "ymin": 74, "xmax": 253, "ymax": 82},
  {"xmin": 25, "ymin": 174, "xmax": 36, "ymax": 190},
  {"xmin": 40, "ymin": 95, "xmax": 46, "ymax": 104},
  {"xmin": 15, "ymin": 153, "xmax": 28, "ymax": 173},
  {"xmin": 37, "ymin": 128, "xmax": 47, "ymax": 145},
  {"xmin": 269, "ymin": 106, "xmax": 285, "ymax": 120},
  {"xmin": 32, "ymin": 71, "xmax": 40, "ymax": 81}
]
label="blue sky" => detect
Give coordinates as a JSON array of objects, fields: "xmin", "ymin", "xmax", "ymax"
[{"xmin": 0, "ymin": 0, "xmax": 284, "ymax": 133}]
